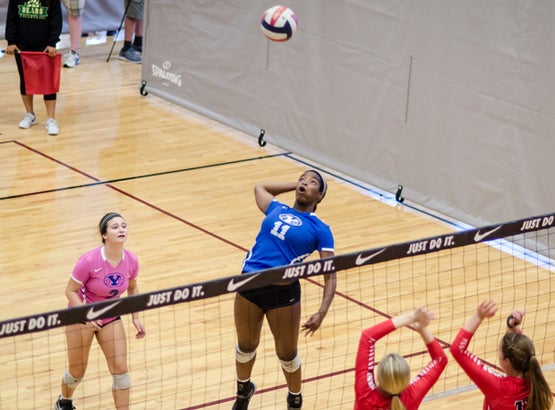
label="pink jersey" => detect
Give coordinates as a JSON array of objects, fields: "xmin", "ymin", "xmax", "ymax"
[
  {"xmin": 450, "ymin": 329, "xmax": 529, "ymax": 410},
  {"xmin": 70, "ymin": 246, "xmax": 139, "ymax": 322},
  {"xmin": 354, "ymin": 319, "xmax": 447, "ymax": 410}
]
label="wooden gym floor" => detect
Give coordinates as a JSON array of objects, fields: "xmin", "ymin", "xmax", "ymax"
[{"xmin": 0, "ymin": 37, "xmax": 553, "ymax": 409}]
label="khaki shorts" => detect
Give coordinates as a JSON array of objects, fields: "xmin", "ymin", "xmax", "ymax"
[
  {"xmin": 61, "ymin": 0, "xmax": 85, "ymax": 17},
  {"xmin": 126, "ymin": 0, "xmax": 144, "ymax": 20}
]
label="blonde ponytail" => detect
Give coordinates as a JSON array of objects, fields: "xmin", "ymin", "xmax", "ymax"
[
  {"xmin": 376, "ymin": 353, "xmax": 410, "ymax": 410},
  {"xmin": 390, "ymin": 394, "xmax": 406, "ymax": 410}
]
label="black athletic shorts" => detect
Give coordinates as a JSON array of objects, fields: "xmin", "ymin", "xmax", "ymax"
[{"xmin": 239, "ymin": 281, "xmax": 301, "ymax": 312}]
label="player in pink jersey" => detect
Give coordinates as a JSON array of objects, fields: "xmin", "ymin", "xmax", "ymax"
[
  {"xmin": 450, "ymin": 300, "xmax": 553, "ymax": 410},
  {"xmin": 55, "ymin": 212, "xmax": 145, "ymax": 410},
  {"xmin": 354, "ymin": 307, "xmax": 447, "ymax": 410}
]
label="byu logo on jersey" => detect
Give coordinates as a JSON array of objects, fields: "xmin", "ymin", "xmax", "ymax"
[
  {"xmin": 104, "ymin": 273, "xmax": 125, "ymax": 288},
  {"xmin": 279, "ymin": 213, "xmax": 302, "ymax": 226}
]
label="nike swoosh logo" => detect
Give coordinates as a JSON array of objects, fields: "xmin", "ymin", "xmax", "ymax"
[
  {"xmin": 94, "ymin": 268, "xmax": 102, "ymax": 272},
  {"xmin": 86, "ymin": 300, "xmax": 122, "ymax": 320},
  {"xmin": 355, "ymin": 248, "xmax": 386, "ymax": 266},
  {"xmin": 227, "ymin": 273, "xmax": 261, "ymax": 292},
  {"xmin": 474, "ymin": 226, "xmax": 501, "ymax": 242}
]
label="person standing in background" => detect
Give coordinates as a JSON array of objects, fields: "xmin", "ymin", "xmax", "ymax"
[
  {"xmin": 5, "ymin": 0, "xmax": 62, "ymax": 135},
  {"xmin": 60, "ymin": 0, "xmax": 84, "ymax": 68},
  {"xmin": 118, "ymin": 0, "xmax": 143, "ymax": 63}
]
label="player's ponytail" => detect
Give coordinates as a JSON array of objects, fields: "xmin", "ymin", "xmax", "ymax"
[
  {"xmin": 390, "ymin": 394, "xmax": 406, "ymax": 410},
  {"xmin": 376, "ymin": 353, "xmax": 409, "ymax": 410},
  {"xmin": 501, "ymin": 333, "xmax": 553, "ymax": 410},
  {"xmin": 527, "ymin": 354, "xmax": 553, "ymax": 410}
]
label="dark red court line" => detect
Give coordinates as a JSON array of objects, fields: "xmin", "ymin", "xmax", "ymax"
[
  {"xmin": 2, "ymin": 141, "xmax": 288, "ymax": 201},
  {"xmin": 9, "ymin": 140, "xmax": 420, "ymax": 319},
  {"xmin": 6, "ymin": 140, "xmax": 486, "ymax": 409}
]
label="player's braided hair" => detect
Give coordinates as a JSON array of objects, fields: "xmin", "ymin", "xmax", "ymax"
[{"xmin": 501, "ymin": 333, "xmax": 553, "ymax": 410}]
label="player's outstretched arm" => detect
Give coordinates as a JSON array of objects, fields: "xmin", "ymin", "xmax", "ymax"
[
  {"xmin": 127, "ymin": 279, "xmax": 146, "ymax": 339},
  {"xmin": 302, "ymin": 251, "xmax": 336, "ymax": 336},
  {"xmin": 463, "ymin": 299, "xmax": 498, "ymax": 334},
  {"xmin": 392, "ymin": 306, "xmax": 435, "ymax": 330}
]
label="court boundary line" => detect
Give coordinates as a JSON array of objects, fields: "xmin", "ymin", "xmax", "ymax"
[
  {"xmin": 0, "ymin": 140, "xmax": 291, "ymax": 201},
  {"xmin": 3, "ymin": 139, "xmax": 554, "ymax": 407}
]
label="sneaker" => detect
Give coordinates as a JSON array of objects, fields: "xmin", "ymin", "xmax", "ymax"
[
  {"xmin": 54, "ymin": 395, "xmax": 75, "ymax": 410},
  {"xmin": 18, "ymin": 112, "xmax": 37, "ymax": 129},
  {"xmin": 63, "ymin": 51, "xmax": 80, "ymax": 68},
  {"xmin": 232, "ymin": 381, "xmax": 256, "ymax": 410},
  {"xmin": 46, "ymin": 118, "xmax": 59, "ymax": 135},
  {"xmin": 132, "ymin": 44, "xmax": 142, "ymax": 54},
  {"xmin": 118, "ymin": 47, "xmax": 142, "ymax": 64},
  {"xmin": 287, "ymin": 392, "xmax": 303, "ymax": 409}
]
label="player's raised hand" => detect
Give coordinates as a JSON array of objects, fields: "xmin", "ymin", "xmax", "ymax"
[
  {"xmin": 413, "ymin": 306, "xmax": 435, "ymax": 328},
  {"xmin": 477, "ymin": 299, "xmax": 498, "ymax": 320}
]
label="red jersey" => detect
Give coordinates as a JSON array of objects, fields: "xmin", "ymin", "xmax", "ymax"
[
  {"xmin": 354, "ymin": 319, "xmax": 447, "ymax": 410},
  {"xmin": 450, "ymin": 328, "xmax": 529, "ymax": 410}
]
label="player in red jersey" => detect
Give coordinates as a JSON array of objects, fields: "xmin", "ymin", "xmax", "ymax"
[
  {"xmin": 55, "ymin": 212, "xmax": 146, "ymax": 410},
  {"xmin": 450, "ymin": 299, "xmax": 553, "ymax": 410},
  {"xmin": 354, "ymin": 307, "xmax": 447, "ymax": 410}
]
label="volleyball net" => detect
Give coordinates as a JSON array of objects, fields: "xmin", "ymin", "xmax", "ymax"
[{"xmin": 1, "ymin": 212, "xmax": 554, "ymax": 409}]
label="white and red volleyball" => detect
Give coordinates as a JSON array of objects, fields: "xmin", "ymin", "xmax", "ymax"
[{"xmin": 260, "ymin": 5, "xmax": 298, "ymax": 42}]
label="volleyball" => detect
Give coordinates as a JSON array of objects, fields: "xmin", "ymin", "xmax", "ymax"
[{"xmin": 260, "ymin": 5, "xmax": 298, "ymax": 42}]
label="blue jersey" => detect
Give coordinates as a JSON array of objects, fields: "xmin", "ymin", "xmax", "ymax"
[{"xmin": 242, "ymin": 200, "xmax": 334, "ymax": 273}]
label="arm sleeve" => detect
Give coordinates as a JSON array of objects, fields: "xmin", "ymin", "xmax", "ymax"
[
  {"xmin": 449, "ymin": 328, "xmax": 502, "ymax": 396},
  {"xmin": 317, "ymin": 223, "xmax": 334, "ymax": 253},
  {"xmin": 71, "ymin": 255, "xmax": 90, "ymax": 284},
  {"xmin": 355, "ymin": 319, "xmax": 396, "ymax": 393},
  {"xmin": 128, "ymin": 251, "xmax": 139, "ymax": 281},
  {"xmin": 265, "ymin": 199, "xmax": 281, "ymax": 215},
  {"xmin": 406, "ymin": 339, "xmax": 448, "ymax": 405}
]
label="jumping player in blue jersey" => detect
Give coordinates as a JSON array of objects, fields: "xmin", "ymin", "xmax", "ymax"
[{"xmin": 232, "ymin": 170, "xmax": 336, "ymax": 410}]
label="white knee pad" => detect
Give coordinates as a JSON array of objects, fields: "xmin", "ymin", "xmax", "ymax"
[
  {"xmin": 63, "ymin": 370, "xmax": 82, "ymax": 389},
  {"xmin": 112, "ymin": 373, "xmax": 131, "ymax": 390},
  {"xmin": 280, "ymin": 354, "xmax": 301, "ymax": 373},
  {"xmin": 235, "ymin": 345, "xmax": 256, "ymax": 364}
]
